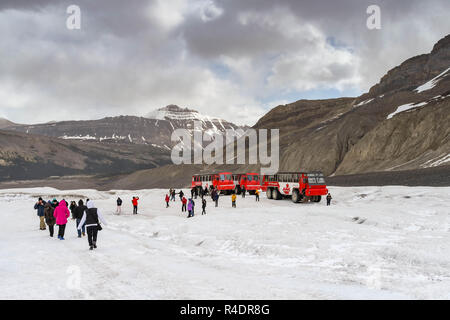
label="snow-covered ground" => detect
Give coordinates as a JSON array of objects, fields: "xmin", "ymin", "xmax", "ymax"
[{"xmin": 1, "ymin": 186, "xmax": 449, "ymax": 300}]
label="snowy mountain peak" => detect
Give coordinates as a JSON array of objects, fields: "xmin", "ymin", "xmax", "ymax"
[
  {"xmin": 158, "ymin": 104, "xmax": 198, "ymax": 113},
  {"xmin": 146, "ymin": 104, "xmax": 226, "ymax": 123}
]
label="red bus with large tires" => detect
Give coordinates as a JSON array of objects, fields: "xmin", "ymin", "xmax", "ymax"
[
  {"xmin": 191, "ymin": 172, "xmax": 235, "ymax": 195},
  {"xmin": 232, "ymin": 173, "xmax": 261, "ymax": 195},
  {"xmin": 261, "ymin": 172, "xmax": 328, "ymax": 203}
]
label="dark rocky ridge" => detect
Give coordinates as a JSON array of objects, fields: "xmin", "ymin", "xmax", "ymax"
[{"xmin": 0, "ymin": 129, "xmax": 171, "ymax": 181}]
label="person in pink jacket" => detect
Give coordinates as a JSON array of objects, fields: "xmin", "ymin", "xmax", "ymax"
[{"xmin": 53, "ymin": 199, "xmax": 70, "ymax": 240}]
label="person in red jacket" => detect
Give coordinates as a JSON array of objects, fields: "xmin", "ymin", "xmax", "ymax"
[
  {"xmin": 181, "ymin": 196, "xmax": 187, "ymax": 212},
  {"xmin": 165, "ymin": 194, "xmax": 170, "ymax": 208},
  {"xmin": 132, "ymin": 197, "xmax": 139, "ymax": 214}
]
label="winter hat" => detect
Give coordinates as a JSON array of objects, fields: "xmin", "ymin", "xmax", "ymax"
[{"xmin": 38, "ymin": 197, "xmax": 43, "ymax": 201}]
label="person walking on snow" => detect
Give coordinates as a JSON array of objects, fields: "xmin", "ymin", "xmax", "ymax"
[
  {"xmin": 171, "ymin": 189, "xmax": 176, "ymax": 201},
  {"xmin": 255, "ymin": 189, "xmax": 260, "ymax": 202},
  {"xmin": 214, "ymin": 191, "xmax": 219, "ymax": 207},
  {"xmin": 69, "ymin": 201, "xmax": 77, "ymax": 217},
  {"xmin": 181, "ymin": 196, "xmax": 187, "ymax": 212},
  {"xmin": 53, "ymin": 200, "xmax": 70, "ymax": 240},
  {"xmin": 187, "ymin": 199, "xmax": 192, "ymax": 217},
  {"xmin": 73, "ymin": 199, "xmax": 87, "ymax": 238},
  {"xmin": 44, "ymin": 201, "xmax": 56, "ymax": 237},
  {"xmin": 116, "ymin": 197, "xmax": 122, "ymax": 214},
  {"xmin": 34, "ymin": 197, "xmax": 46, "ymax": 230},
  {"xmin": 202, "ymin": 198, "xmax": 207, "ymax": 215},
  {"xmin": 78, "ymin": 200, "xmax": 107, "ymax": 250},
  {"xmin": 241, "ymin": 187, "xmax": 246, "ymax": 198},
  {"xmin": 165, "ymin": 194, "xmax": 170, "ymax": 208},
  {"xmin": 51, "ymin": 198, "xmax": 59, "ymax": 208},
  {"xmin": 231, "ymin": 193, "xmax": 237, "ymax": 208},
  {"xmin": 132, "ymin": 196, "xmax": 139, "ymax": 214},
  {"xmin": 187, "ymin": 198, "xmax": 195, "ymax": 218},
  {"xmin": 326, "ymin": 193, "xmax": 332, "ymax": 206},
  {"xmin": 179, "ymin": 190, "xmax": 184, "ymax": 201}
]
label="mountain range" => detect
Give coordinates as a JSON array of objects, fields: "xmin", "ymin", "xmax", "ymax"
[
  {"xmin": 0, "ymin": 34, "xmax": 449, "ymax": 188},
  {"xmin": 4, "ymin": 105, "xmax": 246, "ymax": 149}
]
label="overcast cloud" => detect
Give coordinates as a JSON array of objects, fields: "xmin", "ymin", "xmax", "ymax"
[{"xmin": 0, "ymin": 0, "xmax": 449, "ymax": 125}]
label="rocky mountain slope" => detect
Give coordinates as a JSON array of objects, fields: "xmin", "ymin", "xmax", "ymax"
[
  {"xmin": 0, "ymin": 129, "xmax": 171, "ymax": 181},
  {"xmin": 4, "ymin": 105, "xmax": 246, "ymax": 150},
  {"xmin": 254, "ymin": 34, "xmax": 450, "ymax": 176},
  {"xmin": 0, "ymin": 118, "xmax": 16, "ymax": 129}
]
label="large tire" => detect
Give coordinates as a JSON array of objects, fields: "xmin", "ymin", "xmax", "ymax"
[
  {"xmin": 274, "ymin": 188, "xmax": 282, "ymax": 200},
  {"xmin": 292, "ymin": 189, "xmax": 300, "ymax": 203},
  {"xmin": 266, "ymin": 188, "xmax": 273, "ymax": 199},
  {"xmin": 315, "ymin": 196, "xmax": 322, "ymax": 203}
]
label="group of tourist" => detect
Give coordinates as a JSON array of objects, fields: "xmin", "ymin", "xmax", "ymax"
[{"xmin": 34, "ymin": 197, "xmax": 106, "ymax": 250}]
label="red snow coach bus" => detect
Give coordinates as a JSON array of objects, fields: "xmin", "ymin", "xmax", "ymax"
[
  {"xmin": 191, "ymin": 172, "xmax": 235, "ymax": 194},
  {"xmin": 232, "ymin": 173, "xmax": 261, "ymax": 195},
  {"xmin": 261, "ymin": 172, "xmax": 328, "ymax": 203}
]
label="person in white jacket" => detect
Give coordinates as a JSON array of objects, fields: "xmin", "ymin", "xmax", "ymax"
[{"xmin": 78, "ymin": 200, "xmax": 107, "ymax": 250}]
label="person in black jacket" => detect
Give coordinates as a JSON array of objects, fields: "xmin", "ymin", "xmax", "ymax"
[
  {"xmin": 326, "ymin": 193, "xmax": 332, "ymax": 206},
  {"xmin": 116, "ymin": 197, "xmax": 123, "ymax": 214},
  {"xmin": 34, "ymin": 197, "xmax": 46, "ymax": 230},
  {"xmin": 179, "ymin": 190, "xmax": 184, "ymax": 201},
  {"xmin": 51, "ymin": 198, "xmax": 59, "ymax": 208},
  {"xmin": 78, "ymin": 200, "xmax": 107, "ymax": 250},
  {"xmin": 69, "ymin": 201, "xmax": 77, "ymax": 218},
  {"xmin": 73, "ymin": 199, "xmax": 87, "ymax": 238},
  {"xmin": 44, "ymin": 201, "xmax": 56, "ymax": 237},
  {"xmin": 202, "ymin": 198, "xmax": 206, "ymax": 215}
]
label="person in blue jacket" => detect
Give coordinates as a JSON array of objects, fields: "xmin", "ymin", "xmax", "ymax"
[{"xmin": 34, "ymin": 197, "xmax": 46, "ymax": 230}]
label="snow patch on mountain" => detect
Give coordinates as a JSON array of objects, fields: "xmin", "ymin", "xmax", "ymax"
[
  {"xmin": 353, "ymin": 98, "xmax": 374, "ymax": 108},
  {"xmin": 387, "ymin": 102, "xmax": 428, "ymax": 119},
  {"xmin": 421, "ymin": 153, "xmax": 450, "ymax": 168},
  {"xmin": 415, "ymin": 67, "xmax": 450, "ymax": 93},
  {"xmin": 60, "ymin": 134, "xmax": 97, "ymax": 140}
]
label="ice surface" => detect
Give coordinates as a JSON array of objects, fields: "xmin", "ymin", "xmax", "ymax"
[{"xmin": 1, "ymin": 186, "xmax": 449, "ymax": 299}]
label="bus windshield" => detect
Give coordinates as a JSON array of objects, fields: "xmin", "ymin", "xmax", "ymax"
[
  {"xmin": 220, "ymin": 174, "xmax": 232, "ymax": 181},
  {"xmin": 307, "ymin": 173, "xmax": 326, "ymax": 185}
]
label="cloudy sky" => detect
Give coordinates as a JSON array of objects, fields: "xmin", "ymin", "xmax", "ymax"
[{"xmin": 0, "ymin": 0, "xmax": 449, "ymax": 125}]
